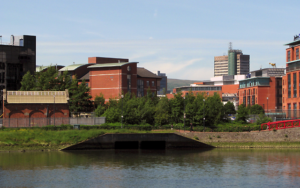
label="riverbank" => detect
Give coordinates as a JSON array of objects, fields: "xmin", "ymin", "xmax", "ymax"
[
  {"xmin": 177, "ymin": 127, "xmax": 300, "ymax": 148},
  {"xmin": 0, "ymin": 128, "xmax": 176, "ymax": 151}
]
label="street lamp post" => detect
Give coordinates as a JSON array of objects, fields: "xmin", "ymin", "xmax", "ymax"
[
  {"xmin": 267, "ymin": 97, "xmax": 269, "ymax": 117},
  {"xmin": 203, "ymin": 99, "xmax": 205, "ymax": 132},
  {"xmin": 53, "ymin": 95, "xmax": 55, "ymax": 126},
  {"xmin": 183, "ymin": 96, "xmax": 186, "ymax": 132},
  {"xmin": 121, "ymin": 95, "xmax": 124, "ymax": 129}
]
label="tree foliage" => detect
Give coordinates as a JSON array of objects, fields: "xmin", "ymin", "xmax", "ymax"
[
  {"xmin": 19, "ymin": 66, "xmax": 93, "ymax": 113},
  {"xmin": 223, "ymin": 101, "xmax": 236, "ymax": 115},
  {"xmin": 236, "ymin": 104, "xmax": 249, "ymax": 122},
  {"xmin": 249, "ymin": 104, "xmax": 264, "ymax": 114}
]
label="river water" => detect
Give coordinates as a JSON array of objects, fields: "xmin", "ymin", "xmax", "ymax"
[{"xmin": 0, "ymin": 148, "xmax": 300, "ymax": 188}]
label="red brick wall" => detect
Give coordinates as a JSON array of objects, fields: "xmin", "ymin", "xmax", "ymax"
[
  {"xmin": 283, "ymin": 71, "xmax": 300, "ymax": 110},
  {"xmin": 139, "ymin": 77, "xmax": 159, "ymax": 95},
  {"xmin": 89, "ymin": 63, "xmax": 138, "ymax": 101},
  {"xmin": 88, "ymin": 57, "xmax": 129, "ymax": 64},
  {"xmin": 3, "ymin": 104, "xmax": 69, "ymax": 118},
  {"xmin": 238, "ymin": 77, "xmax": 277, "ymax": 110},
  {"xmin": 222, "ymin": 84, "xmax": 239, "ymax": 94}
]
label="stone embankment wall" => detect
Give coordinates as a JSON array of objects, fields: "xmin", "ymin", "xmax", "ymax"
[{"xmin": 177, "ymin": 128, "xmax": 300, "ymax": 143}]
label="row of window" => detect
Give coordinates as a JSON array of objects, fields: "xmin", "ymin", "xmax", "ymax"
[
  {"xmin": 243, "ymin": 96, "xmax": 257, "ymax": 105},
  {"xmin": 286, "ymin": 73, "xmax": 300, "ymax": 98},
  {"xmin": 287, "ymin": 48, "xmax": 300, "ymax": 62},
  {"xmin": 239, "ymin": 88, "xmax": 257, "ymax": 96}
]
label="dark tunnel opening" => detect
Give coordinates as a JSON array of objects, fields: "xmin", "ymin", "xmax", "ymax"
[{"xmin": 140, "ymin": 141, "xmax": 166, "ymax": 149}]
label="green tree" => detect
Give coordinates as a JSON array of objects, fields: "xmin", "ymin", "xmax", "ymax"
[
  {"xmin": 250, "ymin": 104, "xmax": 264, "ymax": 114},
  {"xmin": 19, "ymin": 71, "xmax": 36, "ymax": 91},
  {"xmin": 69, "ymin": 79, "xmax": 92, "ymax": 112},
  {"xmin": 223, "ymin": 101, "xmax": 236, "ymax": 115},
  {"xmin": 205, "ymin": 93, "xmax": 225, "ymax": 126},
  {"xmin": 170, "ymin": 91, "xmax": 184, "ymax": 123},
  {"xmin": 154, "ymin": 97, "xmax": 170, "ymax": 126},
  {"xmin": 236, "ymin": 104, "xmax": 249, "ymax": 122}
]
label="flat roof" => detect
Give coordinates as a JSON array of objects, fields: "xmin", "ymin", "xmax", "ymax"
[
  {"xmin": 88, "ymin": 62, "xmax": 138, "ymax": 68},
  {"xmin": 36, "ymin": 65, "xmax": 65, "ymax": 72},
  {"xmin": 285, "ymin": 40, "xmax": 300, "ymax": 46},
  {"xmin": 239, "ymin": 77, "xmax": 270, "ymax": 82},
  {"xmin": 4, "ymin": 90, "xmax": 69, "ymax": 104},
  {"xmin": 59, "ymin": 64, "xmax": 86, "ymax": 71}
]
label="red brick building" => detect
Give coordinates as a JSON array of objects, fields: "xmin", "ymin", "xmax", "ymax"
[
  {"xmin": 238, "ymin": 68, "xmax": 284, "ymax": 112},
  {"xmin": 283, "ymin": 37, "xmax": 300, "ymax": 114},
  {"xmin": 87, "ymin": 60, "xmax": 161, "ymax": 101},
  {"xmin": 3, "ymin": 89, "xmax": 69, "ymax": 119}
]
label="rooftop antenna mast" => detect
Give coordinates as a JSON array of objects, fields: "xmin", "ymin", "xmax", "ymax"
[{"xmin": 229, "ymin": 42, "xmax": 232, "ymax": 51}]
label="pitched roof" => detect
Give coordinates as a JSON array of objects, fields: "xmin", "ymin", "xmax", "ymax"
[
  {"xmin": 137, "ymin": 67, "xmax": 161, "ymax": 79},
  {"xmin": 59, "ymin": 64, "xmax": 86, "ymax": 71},
  {"xmin": 79, "ymin": 72, "xmax": 89, "ymax": 81}
]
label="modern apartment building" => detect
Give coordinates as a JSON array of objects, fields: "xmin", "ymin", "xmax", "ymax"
[
  {"xmin": 239, "ymin": 68, "xmax": 285, "ymax": 111},
  {"xmin": 282, "ymin": 36, "xmax": 300, "ymax": 115},
  {"xmin": 214, "ymin": 46, "xmax": 250, "ymax": 77},
  {"xmin": 0, "ymin": 35, "xmax": 36, "ymax": 91}
]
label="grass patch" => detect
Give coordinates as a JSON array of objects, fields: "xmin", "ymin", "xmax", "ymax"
[{"xmin": 0, "ymin": 126, "xmax": 176, "ymax": 151}]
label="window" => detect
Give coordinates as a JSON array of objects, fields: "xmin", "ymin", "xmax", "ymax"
[
  {"xmin": 288, "ymin": 51, "xmax": 291, "ymax": 62},
  {"xmin": 252, "ymin": 95, "xmax": 255, "ymax": 105},
  {"xmin": 127, "ymin": 75, "xmax": 131, "ymax": 93},
  {"xmin": 297, "ymin": 49, "xmax": 299, "ymax": 60},
  {"xmin": 152, "ymin": 81, "xmax": 155, "ymax": 87},
  {"xmin": 294, "ymin": 73, "xmax": 297, "ymax": 98},
  {"xmin": 137, "ymin": 79, "xmax": 144, "ymax": 97},
  {"xmin": 19, "ymin": 39, "xmax": 24, "ymax": 46},
  {"xmin": 147, "ymin": 81, "xmax": 149, "ymax": 87},
  {"xmin": 288, "ymin": 74, "xmax": 291, "ymax": 98},
  {"xmin": 85, "ymin": 83, "xmax": 88, "ymax": 87}
]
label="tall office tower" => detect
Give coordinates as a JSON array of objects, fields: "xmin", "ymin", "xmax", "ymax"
[
  {"xmin": 214, "ymin": 43, "xmax": 250, "ymax": 76},
  {"xmin": 157, "ymin": 71, "xmax": 167, "ymax": 95},
  {"xmin": 0, "ymin": 35, "xmax": 36, "ymax": 90}
]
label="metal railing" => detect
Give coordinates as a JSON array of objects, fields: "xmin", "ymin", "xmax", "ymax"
[
  {"xmin": 261, "ymin": 119, "xmax": 300, "ymax": 131},
  {"xmin": 2, "ymin": 117, "xmax": 106, "ymax": 128}
]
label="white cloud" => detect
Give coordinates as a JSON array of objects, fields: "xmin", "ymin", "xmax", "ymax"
[{"xmin": 36, "ymin": 37, "xmax": 287, "ymax": 80}]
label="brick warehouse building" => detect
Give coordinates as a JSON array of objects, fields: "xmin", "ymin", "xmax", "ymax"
[
  {"xmin": 3, "ymin": 89, "xmax": 69, "ymax": 119},
  {"xmin": 87, "ymin": 58, "xmax": 161, "ymax": 101},
  {"xmin": 282, "ymin": 36, "xmax": 300, "ymax": 116},
  {"xmin": 238, "ymin": 68, "xmax": 285, "ymax": 112}
]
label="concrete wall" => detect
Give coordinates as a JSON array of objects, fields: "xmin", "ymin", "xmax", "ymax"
[{"xmin": 62, "ymin": 133, "xmax": 213, "ymax": 150}]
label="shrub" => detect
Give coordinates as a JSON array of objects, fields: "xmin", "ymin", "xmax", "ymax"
[
  {"xmin": 256, "ymin": 114, "xmax": 272, "ymax": 125},
  {"xmin": 193, "ymin": 136, "xmax": 199, "ymax": 140}
]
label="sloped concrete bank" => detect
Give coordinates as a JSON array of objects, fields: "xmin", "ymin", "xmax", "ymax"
[
  {"xmin": 177, "ymin": 128, "xmax": 300, "ymax": 148},
  {"xmin": 61, "ymin": 133, "xmax": 214, "ymax": 150}
]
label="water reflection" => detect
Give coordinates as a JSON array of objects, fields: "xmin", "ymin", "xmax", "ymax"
[{"xmin": 0, "ymin": 149, "xmax": 300, "ymax": 187}]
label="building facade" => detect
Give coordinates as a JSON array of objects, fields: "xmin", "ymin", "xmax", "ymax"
[
  {"xmin": 282, "ymin": 37, "xmax": 300, "ymax": 115},
  {"xmin": 214, "ymin": 49, "xmax": 250, "ymax": 77},
  {"xmin": 157, "ymin": 71, "xmax": 167, "ymax": 95},
  {"xmin": 238, "ymin": 68, "xmax": 285, "ymax": 112},
  {"xmin": 0, "ymin": 35, "xmax": 36, "ymax": 115},
  {"xmin": 3, "ymin": 89, "xmax": 69, "ymax": 119}
]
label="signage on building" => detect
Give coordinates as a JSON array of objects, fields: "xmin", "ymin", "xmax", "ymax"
[{"xmin": 294, "ymin": 34, "xmax": 300, "ymax": 41}]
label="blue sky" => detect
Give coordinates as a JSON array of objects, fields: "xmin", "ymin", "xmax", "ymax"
[{"xmin": 1, "ymin": 0, "xmax": 299, "ymax": 80}]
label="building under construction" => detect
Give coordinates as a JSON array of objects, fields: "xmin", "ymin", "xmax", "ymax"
[{"xmin": 214, "ymin": 43, "xmax": 250, "ymax": 76}]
